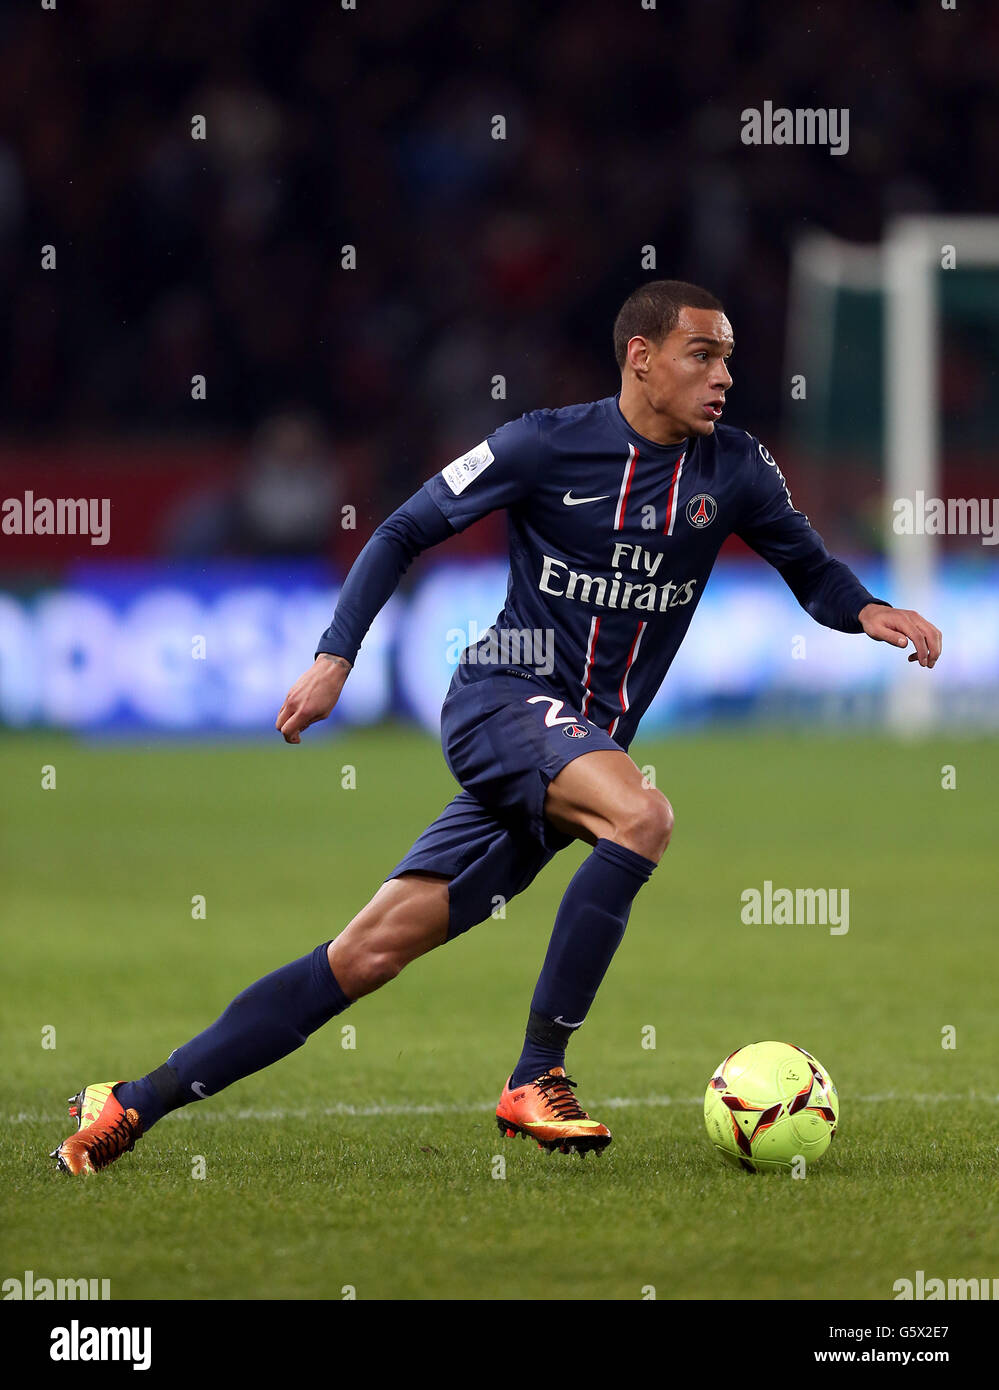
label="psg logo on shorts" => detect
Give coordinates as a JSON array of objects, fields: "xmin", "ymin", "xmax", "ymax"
[
  {"xmin": 686, "ymin": 493, "xmax": 717, "ymax": 528},
  {"xmin": 563, "ymin": 723, "xmax": 590, "ymax": 738}
]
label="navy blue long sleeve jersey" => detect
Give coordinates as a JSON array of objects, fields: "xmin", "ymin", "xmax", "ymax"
[{"xmin": 317, "ymin": 393, "xmax": 886, "ymax": 748}]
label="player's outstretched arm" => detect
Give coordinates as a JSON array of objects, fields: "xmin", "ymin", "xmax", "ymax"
[
  {"xmin": 858, "ymin": 603, "xmax": 942, "ymax": 668},
  {"xmin": 735, "ymin": 438, "xmax": 943, "ymax": 664},
  {"xmin": 275, "ymin": 417, "xmax": 541, "ymax": 745},
  {"xmin": 274, "ymin": 486, "xmax": 456, "ymax": 743},
  {"xmin": 276, "ymin": 653, "xmax": 352, "ymax": 743}
]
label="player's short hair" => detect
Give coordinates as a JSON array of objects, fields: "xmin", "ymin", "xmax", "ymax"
[{"xmin": 613, "ymin": 280, "xmax": 725, "ymax": 369}]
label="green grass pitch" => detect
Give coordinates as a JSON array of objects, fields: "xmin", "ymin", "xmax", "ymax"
[{"xmin": 2, "ymin": 725, "xmax": 996, "ymax": 1300}]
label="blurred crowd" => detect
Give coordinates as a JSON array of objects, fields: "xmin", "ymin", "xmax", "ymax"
[{"xmin": 0, "ymin": 0, "xmax": 994, "ymax": 548}]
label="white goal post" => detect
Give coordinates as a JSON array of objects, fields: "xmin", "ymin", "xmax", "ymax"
[{"xmin": 786, "ymin": 215, "xmax": 999, "ymax": 734}]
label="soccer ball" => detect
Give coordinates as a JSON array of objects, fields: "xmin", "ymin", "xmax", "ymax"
[{"xmin": 703, "ymin": 1041, "xmax": 839, "ymax": 1173}]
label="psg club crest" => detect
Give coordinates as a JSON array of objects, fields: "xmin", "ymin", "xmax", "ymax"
[
  {"xmin": 686, "ymin": 493, "xmax": 717, "ymax": 529},
  {"xmin": 563, "ymin": 723, "xmax": 590, "ymax": 738}
]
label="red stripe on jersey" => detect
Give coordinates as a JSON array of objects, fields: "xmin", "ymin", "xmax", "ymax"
[
  {"xmin": 613, "ymin": 445, "xmax": 638, "ymax": 531},
  {"xmin": 580, "ymin": 615, "xmax": 601, "ymax": 716},
  {"xmin": 609, "ymin": 620, "xmax": 647, "ymax": 738},
  {"xmin": 662, "ymin": 452, "xmax": 686, "ymax": 535}
]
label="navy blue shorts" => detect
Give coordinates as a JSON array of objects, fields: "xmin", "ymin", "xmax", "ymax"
[{"xmin": 386, "ymin": 671, "xmax": 621, "ymax": 939}]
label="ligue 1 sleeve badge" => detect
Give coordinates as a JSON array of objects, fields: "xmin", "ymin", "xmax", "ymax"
[{"xmin": 686, "ymin": 493, "xmax": 717, "ymax": 528}]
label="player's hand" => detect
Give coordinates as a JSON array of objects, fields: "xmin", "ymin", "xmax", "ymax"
[
  {"xmin": 859, "ymin": 604, "xmax": 941, "ymax": 668},
  {"xmin": 275, "ymin": 654, "xmax": 352, "ymax": 743}
]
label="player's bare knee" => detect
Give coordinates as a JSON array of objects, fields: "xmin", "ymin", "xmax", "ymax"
[
  {"xmin": 362, "ymin": 950, "xmax": 404, "ymax": 992},
  {"xmin": 327, "ymin": 930, "xmax": 404, "ymax": 998},
  {"xmin": 647, "ymin": 791, "xmax": 674, "ymax": 858},
  {"xmin": 344, "ymin": 948, "xmax": 403, "ymax": 997},
  {"xmin": 609, "ymin": 788, "xmax": 673, "ymax": 861}
]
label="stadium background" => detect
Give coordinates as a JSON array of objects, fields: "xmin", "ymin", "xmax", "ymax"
[
  {"xmin": 3, "ymin": 0, "xmax": 999, "ymax": 1309},
  {"xmin": 0, "ymin": 0, "xmax": 996, "ymax": 734}
]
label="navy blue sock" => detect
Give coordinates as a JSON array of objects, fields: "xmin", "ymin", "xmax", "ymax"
[
  {"xmin": 114, "ymin": 942, "xmax": 351, "ymax": 1129},
  {"xmin": 510, "ymin": 839, "xmax": 656, "ymax": 1088}
]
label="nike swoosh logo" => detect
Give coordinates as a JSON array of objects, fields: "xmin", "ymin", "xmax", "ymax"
[
  {"xmin": 554, "ymin": 1015, "xmax": 584, "ymax": 1028},
  {"xmin": 563, "ymin": 491, "xmax": 610, "ymax": 506}
]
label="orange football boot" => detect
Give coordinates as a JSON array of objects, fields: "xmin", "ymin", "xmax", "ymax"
[
  {"xmin": 50, "ymin": 1082, "xmax": 143, "ymax": 1175},
  {"xmin": 496, "ymin": 1067, "xmax": 611, "ymax": 1156}
]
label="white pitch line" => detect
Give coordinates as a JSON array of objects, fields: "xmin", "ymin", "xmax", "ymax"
[{"xmin": 8, "ymin": 1092, "xmax": 998, "ymax": 1125}]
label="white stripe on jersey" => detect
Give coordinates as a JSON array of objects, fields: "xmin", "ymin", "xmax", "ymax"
[
  {"xmin": 609, "ymin": 620, "xmax": 647, "ymax": 737},
  {"xmin": 663, "ymin": 452, "xmax": 686, "ymax": 536},
  {"xmin": 580, "ymin": 614, "xmax": 600, "ymax": 716},
  {"xmin": 613, "ymin": 444, "xmax": 637, "ymax": 531}
]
